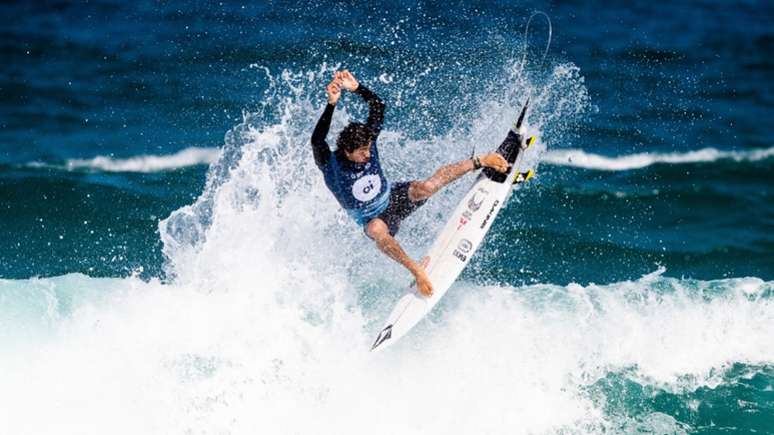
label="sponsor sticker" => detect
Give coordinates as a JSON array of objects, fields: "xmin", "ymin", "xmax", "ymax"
[
  {"xmin": 452, "ymin": 238, "xmax": 473, "ymax": 262},
  {"xmin": 480, "ymin": 200, "xmax": 500, "ymax": 229},
  {"xmin": 457, "ymin": 239, "xmax": 472, "ymax": 253},
  {"xmin": 467, "ymin": 193, "xmax": 484, "ymax": 211},
  {"xmin": 352, "ymin": 175, "xmax": 382, "ymax": 202},
  {"xmin": 457, "ymin": 187, "xmax": 490, "ymax": 230}
]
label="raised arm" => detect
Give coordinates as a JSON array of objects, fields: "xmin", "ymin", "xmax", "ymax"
[
  {"xmin": 311, "ymin": 104, "xmax": 334, "ymax": 167},
  {"xmin": 310, "ymin": 80, "xmax": 342, "ymax": 167},
  {"xmin": 339, "ymin": 70, "xmax": 385, "ymax": 141},
  {"xmin": 355, "ymin": 85, "xmax": 384, "ymax": 140}
]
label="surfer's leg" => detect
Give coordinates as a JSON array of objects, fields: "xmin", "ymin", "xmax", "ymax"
[
  {"xmin": 365, "ymin": 218, "xmax": 433, "ymax": 296},
  {"xmin": 374, "ymin": 182, "xmax": 424, "ymax": 236},
  {"xmin": 409, "ymin": 154, "xmax": 510, "ymax": 202},
  {"xmin": 408, "ymin": 159, "xmax": 477, "ymax": 202}
]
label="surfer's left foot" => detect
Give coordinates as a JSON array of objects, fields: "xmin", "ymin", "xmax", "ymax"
[{"xmin": 479, "ymin": 153, "xmax": 510, "ymax": 173}]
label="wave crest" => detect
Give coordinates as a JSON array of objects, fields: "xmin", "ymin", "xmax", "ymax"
[
  {"xmin": 27, "ymin": 147, "xmax": 222, "ymax": 173},
  {"xmin": 543, "ymin": 147, "xmax": 774, "ymax": 171}
]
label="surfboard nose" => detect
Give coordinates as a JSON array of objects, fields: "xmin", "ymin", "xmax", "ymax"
[
  {"xmin": 511, "ymin": 98, "xmax": 529, "ymax": 134},
  {"xmin": 371, "ymin": 324, "xmax": 393, "ymax": 351}
]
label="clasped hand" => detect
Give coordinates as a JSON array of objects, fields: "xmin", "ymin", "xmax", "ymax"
[{"xmin": 327, "ymin": 70, "xmax": 359, "ymax": 105}]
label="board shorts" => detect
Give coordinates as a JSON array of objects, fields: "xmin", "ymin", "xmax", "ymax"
[{"xmin": 366, "ymin": 181, "xmax": 427, "ymax": 237}]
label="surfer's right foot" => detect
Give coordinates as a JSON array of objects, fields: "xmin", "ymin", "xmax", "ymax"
[
  {"xmin": 413, "ymin": 258, "xmax": 433, "ymax": 297},
  {"xmin": 415, "ymin": 272, "xmax": 434, "ymax": 297}
]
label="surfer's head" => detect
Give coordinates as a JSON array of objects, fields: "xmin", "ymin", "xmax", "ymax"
[{"xmin": 337, "ymin": 123, "xmax": 372, "ymax": 163}]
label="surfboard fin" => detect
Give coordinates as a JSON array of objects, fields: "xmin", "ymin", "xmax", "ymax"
[{"xmin": 513, "ymin": 169, "xmax": 535, "ymax": 185}]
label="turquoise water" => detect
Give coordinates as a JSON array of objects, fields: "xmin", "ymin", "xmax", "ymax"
[{"xmin": 1, "ymin": 1, "xmax": 772, "ymax": 433}]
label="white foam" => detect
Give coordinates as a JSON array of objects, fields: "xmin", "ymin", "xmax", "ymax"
[
  {"xmin": 1, "ymin": 270, "xmax": 772, "ymax": 435},
  {"xmin": 542, "ymin": 147, "xmax": 774, "ymax": 171},
  {"xmin": 54, "ymin": 147, "xmax": 221, "ymax": 173}
]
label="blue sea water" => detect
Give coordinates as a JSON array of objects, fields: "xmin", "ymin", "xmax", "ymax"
[{"xmin": 1, "ymin": 1, "xmax": 773, "ymax": 434}]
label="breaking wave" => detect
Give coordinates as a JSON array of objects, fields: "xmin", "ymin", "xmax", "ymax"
[
  {"xmin": 27, "ymin": 147, "xmax": 221, "ymax": 173},
  {"xmin": 543, "ymin": 147, "xmax": 774, "ymax": 171}
]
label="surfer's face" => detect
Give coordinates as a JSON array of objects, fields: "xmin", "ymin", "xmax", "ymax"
[{"xmin": 345, "ymin": 142, "xmax": 371, "ymax": 163}]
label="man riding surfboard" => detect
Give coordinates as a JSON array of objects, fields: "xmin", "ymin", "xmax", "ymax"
[{"xmin": 310, "ymin": 70, "xmax": 509, "ymax": 297}]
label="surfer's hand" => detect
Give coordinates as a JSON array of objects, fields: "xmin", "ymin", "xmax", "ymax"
[
  {"xmin": 327, "ymin": 79, "xmax": 342, "ymax": 105},
  {"xmin": 338, "ymin": 70, "xmax": 359, "ymax": 92},
  {"xmin": 480, "ymin": 153, "xmax": 509, "ymax": 173}
]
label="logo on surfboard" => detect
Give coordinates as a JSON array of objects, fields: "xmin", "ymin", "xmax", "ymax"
[
  {"xmin": 452, "ymin": 238, "xmax": 473, "ymax": 262},
  {"xmin": 457, "ymin": 239, "xmax": 472, "ymax": 253},
  {"xmin": 468, "ymin": 193, "xmax": 484, "ymax": 211},
  {"xmin": 480, "ymin": 200, "xmax": 500, "ymax": 229},
  {"xmin": 457, "ymin": 187, "xmax": 489, "ymax": 230}
]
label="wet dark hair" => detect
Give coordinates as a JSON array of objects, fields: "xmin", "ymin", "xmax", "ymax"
[{"xmin": 336, "ymin": 122, "xmax": 372, "ymax": 153}]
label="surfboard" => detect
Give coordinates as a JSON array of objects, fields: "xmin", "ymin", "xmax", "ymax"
[{"xmin": 371, "ymin": 100, "xmax": 536, "ymax": 352}]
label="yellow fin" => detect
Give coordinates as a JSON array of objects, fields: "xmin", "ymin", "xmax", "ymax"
[{"xmin": 513, "ymin": 169, "xmax": 536, "ymax": 185}]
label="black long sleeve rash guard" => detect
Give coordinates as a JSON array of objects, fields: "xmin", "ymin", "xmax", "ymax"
[{"xmin": 310, "ymin": 84, "xmax": 385, "ymax": 167}]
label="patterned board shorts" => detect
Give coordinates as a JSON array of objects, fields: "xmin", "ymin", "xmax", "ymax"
[{"xmin": 367, "ymin": 181, "xmax": 427, "ymax": 237}]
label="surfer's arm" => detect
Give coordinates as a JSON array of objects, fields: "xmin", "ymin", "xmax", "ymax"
[
  {"xmin": 311, "ymin": 80, "xmax": 343, "ymax": 167},
  {"xmin": 338, "ymin": 70, "xmax": 385, "ymax": 140},
  {"xmin": 311, "ymin": 104, "xmax": 334, "ymax": 166},
  {"xmin": 355, "ymin": 84, "xmax": 385, "ymax": 140}
]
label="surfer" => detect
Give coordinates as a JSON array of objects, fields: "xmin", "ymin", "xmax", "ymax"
[{"xmin": 311, "ymin": 70, "xmax": 509, "ymax": 297}]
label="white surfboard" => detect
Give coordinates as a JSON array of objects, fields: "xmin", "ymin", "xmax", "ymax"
[{"xmin": 371, "ymin": 101, "xmax": 536, "ymax": 352}]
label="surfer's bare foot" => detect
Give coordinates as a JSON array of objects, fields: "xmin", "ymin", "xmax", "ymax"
[
  {"xmin": 480, "ymin": 153, "xmax": 510, "ymax": 173},
  {"xmin": 412, "ymin": 257, "xmax": 433, "ymax": 297},
  {"xmin": 415, "ymin": 270, "xmax": 433, "ymax": 297}
]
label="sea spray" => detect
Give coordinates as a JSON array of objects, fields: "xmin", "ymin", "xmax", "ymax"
[{"xmin": 158, "ymin": 57, "xmax": 591, "ymax": 282}]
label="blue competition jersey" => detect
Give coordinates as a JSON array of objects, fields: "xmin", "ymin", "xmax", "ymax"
[
  {"xmin": 310, "ymin": 84, "xmax": 389, "ymax": 226},
  {"xmin": 321, "ymin": 146, "xmax": 390, "ymax": 225}
]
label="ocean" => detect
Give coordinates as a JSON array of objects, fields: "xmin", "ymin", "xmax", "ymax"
[{"xmin": 1, "ymin": 1, "xmax": 772, "ymax": 433}]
